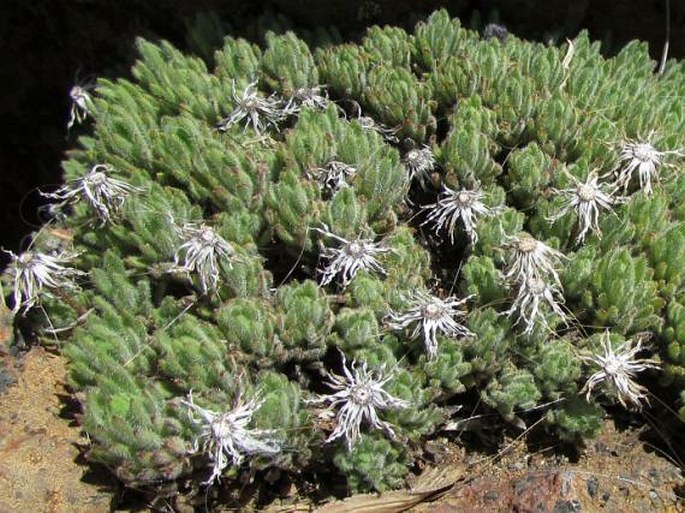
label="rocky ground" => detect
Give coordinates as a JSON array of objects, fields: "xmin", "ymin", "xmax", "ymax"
[{"xmin": 0, "ymin": 347, "xmax": 115, "ymax": 513}]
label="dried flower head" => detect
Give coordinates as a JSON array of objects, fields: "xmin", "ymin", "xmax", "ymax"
[
  {"xmin": 284, "ymin": 85, "xmax": 330, "ymax": 114},
  {"xmin": 67, "ymin": 80, "xmax": 95, "ymax": 130},
  {"xmin": 357, "ymin": 115, "xmax": 400, "ymax": 143},
  {"xmin": 172, "ymin": 222, "xmax": 237, "ymax": 294},
  {"xmin": 217, "ymin": 80, "xmax": 284, "ymax": 134},
  {"xmin": 503, "ymin": 233, "xmax": 566, "ymax": 288},
  {"xmin": 580, "ymin": 331, "xmax": 659, "ymax": 410},
  {"xmin": 315, "ymin": 226, "xmax": 390, "ymax": 288},
  {"xmin": 309, "ymin": 353, "xmax": 409, "ymax": 450},
  {"xmin": 614, "ymin": 139, "xmax": 683, "ymax": 195},
  {"xmin": 313, "ymin": 161, "xmax": 357, "ymax": 192},
  {"xmin": 182, "ymin": 391, "xmax": 281, "ymax": 485},
  {"xmin": 548, "ymin": 171, "xmax": 621, "ymax": 244},
  {"xmin": 505, "ymin": 276, "xmax": 566, "ymax": 336},
  {"xmin": 42, "ymin": 164, "xmax": 141, "ymax": 224},
  {"xmin": 483, "ymin": 23, "xmax": 509, "ymax": 41},
  {"xmin": 421, "ymin": 185, "xmax": 494, "ymax": 244},
  {"xmin": 388, "ymin": 291, "xmax": 474, "ymax": 359},
  {"xmin": 403, "ymin": 146, "xmax": 436, "ymax": 190},
  {"xmin": 4, "ymin": 249, "xmax": 84, "ymax": 314}
]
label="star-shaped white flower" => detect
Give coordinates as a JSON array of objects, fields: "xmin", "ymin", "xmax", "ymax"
[
  {"xmin": 4, "ymin": 249, "xmax": 84, "ymax": 314},
  {"xmin": 182, "ymin": 391, "xmax": 281, "ymax": 485},
  {"xmin": 357, "ymin": 115, "xmax": 400, "ymax": 143},
  {"xmin": 503, "ymin": 233, "xmax": 567, "ymax": 289},
  {"xmin": 309, "ymin": 353, "xmax": 409, "ymax": 450},
  {"xmin": 403, "ymin": 146, "xmax": 436, "ymax": 190},
  {"xmin": 283, "ymin": 85, "xmax": 330, "ymax": 114},
  {"xmin": 505, "ymin": 276, "xmax": 566, "ymax": 336},
  {"xmin": 217, "ymin": 80, "xmax": 284, "ymax": 134},
  {"xmin": 42, "ymin": 164, "xmax": 141, "ymax": 224},
  {"xmin": 580, "ymin": 331, "xmax": 659, "ymax": 410},
  {"xmin": 548, "ymin": 172, "xmax": 621, "ymax": 244},
  {"xmin": 421, "ymin": 185, "xmax": 494, "ymax": 244},
  {"xmin": 313, "ymin": 160, "xmax": 357, "ymax": 192},
  {"xmin": 315, "ymin": 226, "xmax": 390, "ymax": 288},
  {"xmin": 387, "ymin": 291, "xmax": 474, "ymax": 359},
  {"xmin": 67, "ymin": 81, "xmax": 95, "ymax": 130},
  {"xmin": 172, "ymin": 221, "xmax": 237, "ymax": 294},
  {"xmin": 614, "ymin": 139, "xmax": 682, "ymax": 195}
]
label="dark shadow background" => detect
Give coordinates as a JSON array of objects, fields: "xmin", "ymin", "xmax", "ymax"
[{"xmin": 1, "ymin": 0, "xmax": 683, "ymax": 268}]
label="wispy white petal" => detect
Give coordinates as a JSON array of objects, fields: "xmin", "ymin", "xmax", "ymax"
[
  {"xmin": 421, "ymin": 185, "xmax": 494, "ymax": 244},
  {"xmin": 403, "ymin": 146, "xmax": 436, "ymax": 190},
  {"xmin": 313, "ymin": 161, "xmax": 357, "ymax": 193},
  {"xmin": 171, "ymin": 221, "xmax": 237, "ymax": 294},
  {"xmin": 308, "ymin": 353, "xmax": 409, "ymax": 450},
  {"xmin": 357, "ymin": 115, "xmax": 400, "ymax": 144},
  {"xmin": 503, "ymin": 233, "xmax": 566, "ymax": 288},
  {"xmin": 580, "ymin": 331, "xmax": 659, "ymax": 410},
  {"xmin": 387, "ymin": 291, "xmax": 474, "ymax": 358},
  {"xmin": 4, "ymin": 249, "xmax": 84, "ymax": 314},
  {"xmin": 67, "ymin": 81, "xmax": 95, "ymax": 130},
  {"xmin": 283, "ymin": 85, "xmax": 330, "ymax": 114},
  {"xmin": 217, "ymin": 80, "xmax": 284, "ymax": 134},
  {"xmin": 42, "ymin": 164, "xmax": 141, "ymax": 224},
  {"xmin": 548, "ymin": 171, "xmax": 621, "ymax": 244},
  {"xmin": 183, "ymin": 391, "xmax": 281, "ymax": 485},
  {"xmin": 316, "ymin": 226, "xmax": 390, "ymax": 288},
  {"xmin": 614, "ymin": 139, "xmax": 683, "ymax": 195},
  {"xmin": 505, "ymin": 276, "xmax": 566, "ymax": 336}
]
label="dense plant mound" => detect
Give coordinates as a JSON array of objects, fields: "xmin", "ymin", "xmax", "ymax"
[{"xmin": 4, "ymin": 9, "xmax": 685, "ymax": 505}]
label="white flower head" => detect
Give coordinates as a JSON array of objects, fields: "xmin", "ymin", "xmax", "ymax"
[
  {"xmin": 182, "ymin": 391, "xmax": 281, "ymax": 485},
  {"xmin": 42, "ymin": 164, "xmax": 141, "ymax": 224},
  {"xmin": 483, "ymin": 23, "xmax": 509, "ymax": 41},
  {"xmin": 315, "ymin": 226, "xmax": 390, "ymax": 288},
  {"xmin": 503, "ymin": 233, "xmax": 567, "ymax": 288},
  {"xmin": 309, "ymin": 353, "xmax": 409, "ymax": 450},
  {"xmin": 313, "ymin": 160, "xmax": 357, "ymax": 192},
  {"xmin": 217, "ymin": 80, "xmax": 284, "ymax": 134},
  {"xmin": 505, "ymin": 276, "xmax": 566, "ymax": 336},
  {"xmin": 172, "ymin": 221, "xmax": 237, "ymax": 294},
  {"xmin": 403, "ymin": 146, "xmax": 436, "ymax": 189},
  {"xmin": 421, "ymin": 185, "xmax": 494, "ymax": 244},
  {"xmin": 614, "ymin": 138, "xmax": 683, "ymax": 195},
  {"xmin": 388, "ymin": 291, "xmax": 474, "ymax": 359},
  {"xmin": 548, "ymin": 171, "xmax": 621, "ymax": 244},
  {"xmin": 358, "ymin": 115, "xmax": 400, "ymax": 144},
  {"xmin": 4, "ymin": 249, "xmax": 84, "ymax": 314},
  {"xmin": 580, "ymin": 331, "xmax": 659, "ymax": 410},
  {"xmin": 284, "ymin": 85, "xmax": 330, "ymax": 114},
  {"xmin": 67, "ymin": 80, "xmax": 95, "ymax": 130}
]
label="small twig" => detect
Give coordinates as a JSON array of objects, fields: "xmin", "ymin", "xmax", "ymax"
[{"xmin": 42, "ymin": 308, "xmax": 94, "ymax": 335}]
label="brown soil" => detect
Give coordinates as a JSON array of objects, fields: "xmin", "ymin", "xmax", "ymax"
[
  {"xmin": 0, "ymin": 348, "xmax": 116, "ymax": 513},
  {"xmin": 412, "ymin": 424, "xmax": 685, "ymax": 513},
  {"xmin": 1, "ymin": 348, "xmax": 684, "ymax": 513}
]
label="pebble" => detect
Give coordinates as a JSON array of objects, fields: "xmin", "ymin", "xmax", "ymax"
[
  {"xmin": 586, "ymin": 477, "xmax": 598, "ymax": 498},
  {"xmin": 552, "ymin": 499, "xmax": 582, "ymax": 513}
]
